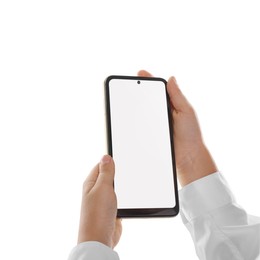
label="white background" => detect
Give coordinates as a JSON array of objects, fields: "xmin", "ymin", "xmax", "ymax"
[{"xmin": 0, "ymin": 1, "xmax": 260, "ymax": 259}]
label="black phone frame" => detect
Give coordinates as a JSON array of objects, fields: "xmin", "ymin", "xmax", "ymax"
[{"xmin": 104, "ymin": 75, "xmax": 179, "ymax": 218}]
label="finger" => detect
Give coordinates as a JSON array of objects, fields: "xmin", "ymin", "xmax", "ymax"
[
  {"xmin": 137, "ymin": 70, "xmax": 153, "ymax": 77},
  {"xmin": 83, "ymin": 164, "xmax": 99, "ymax": 194},
  {"xmin": 115, "ymin": 218, "xmax": 122, "ymax": 232},
  {"xmin": 167, "ymin": 76, "xmax": 192, "ymax": 113},
  {"xmin": 96, "ymin": 155, "xmax": 115, "ymax": 186},
  {"xmin": 112, "ymin": 218, "xmax": 123, "ymax": 249}
]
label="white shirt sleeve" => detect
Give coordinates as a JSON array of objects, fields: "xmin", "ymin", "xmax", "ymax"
[
  {"xmin": 67, "ymin": 241, "xmax": 120, "ymax": 260},
  {"xmin": 179, "ymin": 172, "xmax": 260, "ymax": 260}
]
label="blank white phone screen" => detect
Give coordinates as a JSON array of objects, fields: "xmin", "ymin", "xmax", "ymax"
[{"xmin": 109, "ymin": 79, "xmax": 176, "ymax": 209}]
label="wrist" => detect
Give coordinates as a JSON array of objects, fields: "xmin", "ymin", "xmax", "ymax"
[
  {"xmin": 177, "ymin": 143, "xmax": 218, "ymax": 187},
  {"xmin": 78, "ymin": 229, "xmax": 112, "ymax": 248},
  {"xmin": 78, "ymin": 218, "xmax": 113, "ymax": 248}
]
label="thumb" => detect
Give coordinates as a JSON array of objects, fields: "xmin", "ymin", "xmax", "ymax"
[
  {"xmin": 97, "ymin": 155, "xmax": 115, "ymax": 186},
  {"xmin": 167, "ymin": 76, "xmax": 192, "ymax": 113}
]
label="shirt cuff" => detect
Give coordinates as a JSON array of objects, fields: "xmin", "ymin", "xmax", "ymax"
[
  {"xmin": 68, "ymin": 241, "xmax": 120, "ymax": 260},
  {"xmin": 179, "ymin": 172, "xmax": 236, "ymax": 222}
]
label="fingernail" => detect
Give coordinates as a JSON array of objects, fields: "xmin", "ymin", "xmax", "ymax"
[
  {"xmin": 101, "ymin": 155, "xmax": 111, "ymax": 164},
  {"xmin": 170, "ymin": 76, "xmax": 177, "ymax": 84}
]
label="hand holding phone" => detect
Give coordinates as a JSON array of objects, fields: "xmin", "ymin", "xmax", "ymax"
[{"xmin": 105, "ymin": 75, "xmax": 179, "ymax": 217}]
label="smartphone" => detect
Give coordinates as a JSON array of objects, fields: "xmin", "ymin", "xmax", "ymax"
[{"xmin": 105, "ymin": 75, "xmax": 179, "ymax": 217}]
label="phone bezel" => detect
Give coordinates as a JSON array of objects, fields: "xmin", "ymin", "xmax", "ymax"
[{"xmin": 104, "ymin": 75, "xmax": 179, "ymax": 218}]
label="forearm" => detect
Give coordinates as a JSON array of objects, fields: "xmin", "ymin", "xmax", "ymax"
[
  {"xmin": 179, "ymin": 172, "xmax": 260, "ymax": 260},
  {"xmin": 68, "ymin": 242, "xmax": 120, "ymax": 260}
]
